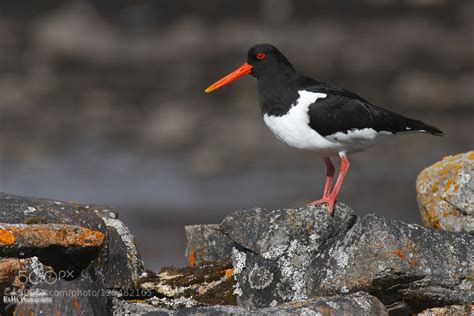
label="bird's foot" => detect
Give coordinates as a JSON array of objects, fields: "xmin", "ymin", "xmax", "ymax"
[{"xmin": 308, "ymin": 196, "xmax": 336, "ymax": 216}]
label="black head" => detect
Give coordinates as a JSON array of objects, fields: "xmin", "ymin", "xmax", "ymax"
[
  {"xmin": 246, "ymin": 44, "xmax": 295, "ymax": 79},
  {"xmin": 205, "ymin": 43, "xmax": 297, "ymax": 93}
]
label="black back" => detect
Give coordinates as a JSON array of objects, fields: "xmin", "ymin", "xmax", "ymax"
[{"xmin": 247, "ymin": 44, "xmax": 444, "ymax": 137}]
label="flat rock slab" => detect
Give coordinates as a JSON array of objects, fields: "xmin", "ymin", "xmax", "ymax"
[
  {"xmin": 219, "ymin": 203, "xmax": 473, "ymax": 314},
  {"xmin": 417, "ymin": 151, "xmax": 474, "ymax": 233},
  {"xmin": 0, "ymin": 193, "xmax": 106, "ymax": 232},
  {"xmin": 0, "ymin": 223, "xmax": 104, "ymax": 249},
  {"xmin": 0, "ymin": 223, "xmax": 104, "ymax": 273}
]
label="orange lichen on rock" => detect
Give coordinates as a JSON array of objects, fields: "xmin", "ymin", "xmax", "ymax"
[
  {"xmin": 3, "ymin": 224, "xmax": 104, "ymax": 249},
  {"xmin": 444, "ymin": 178, "xmax": 456, "ymax": 192},
  {"xmin": 0, "ymin": 228, "xmax": 16, "ymax": 246},
  {"xmin": 416, "ymin": 151, "xmax": 473, "ymax": 233},
  {"xmin": 71, "ymin": 296, "xmax": 81, "ymax": 313},
  {"xmin": 392, "ymin": 248, "xmax": 405, "ymax": 260},
  {"xmin": 188, "ymin": 248, "xmax": 196, "ymax": 267},
  {"xmin": 422, "ymin": 209, "xmax": 441, "ymax": 229},
  {"xmin": 224, "ymin": 268, "xmax": 234, "ymax": 278}
]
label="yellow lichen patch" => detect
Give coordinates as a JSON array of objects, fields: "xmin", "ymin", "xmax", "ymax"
[
  {"xmin": 0, "ymin": 229, "xmax": 16, "ymax": 245},
  {"xmin": 417, "ymin": 151, "xmax": 473, "ymax": 232},
  {"xmin": 431, "ymin": 181, "xmax": 438, "ymax": 193},
  {"xmin": 423, "ymin": 208, "xmax": 441, "ymax": 229},
  {"xmin": 444, "ymin": 178, "xmax": 456, "ymax": 192},
  {"xmin": 224, "ymin": 268, "xmax": 234, "ymax": 279},
  {"xmin": 438, "ymin": 164, "xmax": 455, "ymax": 177},
  {"xmin": 453, "ymin": 163, "xmax": 462, "ymax": 173}
]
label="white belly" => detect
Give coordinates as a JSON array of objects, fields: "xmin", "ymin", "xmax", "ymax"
[{"xmin": 263, "ymin": 90, "xmax": 392, "ymax": 157}]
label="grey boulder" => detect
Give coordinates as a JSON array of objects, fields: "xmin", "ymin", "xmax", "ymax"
[{"xmin": 218, "ymin": 203, "xmax": 473, "ymax": 314}]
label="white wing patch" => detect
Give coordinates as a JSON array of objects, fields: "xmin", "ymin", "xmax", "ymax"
[{"xmin": 325, "ymin": 128, "xmax": 393, "ymax": 143}]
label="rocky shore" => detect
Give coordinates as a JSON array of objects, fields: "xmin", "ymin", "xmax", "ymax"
[{"xmin": 0, "ymin": 152, "xmax": 472, "ymax": 315}]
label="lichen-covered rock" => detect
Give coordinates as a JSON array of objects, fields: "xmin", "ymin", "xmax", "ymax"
[
  {"xmin": 221, "ymin": 204, "xmax": 356, "ymax": 306},
  {"xmin": 96, "ymin": 209, "xmax": 145, "ymax": 288},
  {"xmin": 116, "ymin": 292, "xmax": 387, "ymax": 315},
  {"xmin": 0, "ymin": 192, "xmax": 145, "ymax": 314},
  {"xmin": 417, "ymin": 305, "xmax": 473, "ymax": 316},
  {"xmin": 0, "ymin": 193, "xmax": 106, "ymax": 232},
  {"xmin": 138, "ymin": 260, "xmax": 236, "ymax": 308},
  {"xmin": 184, "ymin": 224, "xmax": 234, "ymax": 266},
  {"xmin": 0, "ymin": 256, "xmax": 54, "ymax": 308},
  {"xmin": 313, "ymin": 213, "xmax": 473, "ymax": 314},
  {"xmin": 0, "ymin": 223, "xmax": 104, "ymax": 249},
  {"xmin": 417, "ymin": 151, "xmax": 474, "ymax": 233},
  {"xmin": 220, "ymin": 204, "xmax": 473, "ymax": 314},
  {"xmin": 243, "ymin": 292, "xmax": 388, "ymax": 316},
  {"xmin": 0, "ymin": 223, "xmax": 104, "ymax": 272},
  {"xmin": 0, "ymin": 193, "xmax": 109, "ymax": 273}
]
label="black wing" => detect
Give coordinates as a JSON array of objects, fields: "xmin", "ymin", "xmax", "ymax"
[{"xmin": 303, "ymin": 82, "xmax": 443, "ymax": 137}]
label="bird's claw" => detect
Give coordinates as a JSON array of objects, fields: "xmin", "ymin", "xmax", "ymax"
[{"xmin": 308, "ymin": 196, "xmax": 336, "ymax": 216}]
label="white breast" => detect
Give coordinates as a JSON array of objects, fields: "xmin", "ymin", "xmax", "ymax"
[
  {"xmin": 263, "ymin": 90, "xmax": 338, "ymax": 155},
  {"xmin": 263, "ymin": 90, "xmax": 393, "ymax": 157}
]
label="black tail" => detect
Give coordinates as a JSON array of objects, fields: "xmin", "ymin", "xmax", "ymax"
[{"xmin": 406, "ymin": 118, "xmax": 444, "ymax": 136}]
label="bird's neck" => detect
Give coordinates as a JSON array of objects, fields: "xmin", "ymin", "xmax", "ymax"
[{"xmin": 258, "ymin": 72, "xmax": 300, "ymax": 117}]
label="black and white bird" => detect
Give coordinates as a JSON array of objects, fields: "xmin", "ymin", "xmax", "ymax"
[{"xmin": 205, "ymin": 44, "xmax": 443, "ymax": 215}]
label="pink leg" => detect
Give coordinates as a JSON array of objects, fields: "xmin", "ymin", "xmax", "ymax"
[
  {"xmin": 309, "ymin": 155, "xmax": 350, "ymax": 216},
  {"xmin": 310, "ymin": 158, "xmax": 335, "ymax": 205},
  {"xmin": 322, "ymin": 158, "xmax": 335, "ymax": 197}
]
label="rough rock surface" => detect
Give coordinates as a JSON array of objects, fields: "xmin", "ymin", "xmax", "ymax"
[
  {"xmin": 114, "ymin": 292, "xmax": 387, "ymax": 315},
  {"xmin": 417, "ymin": 151, "xmax": 474, "ymax": 233},
  {"xmin": 138, "ymin": 260, "xmax": 236, "ymax": 307},
  {"xmin": 14, "ymin": 268, "xmax": 109, "ymax": 316},
  {"xmin": 184, "ymin": 224, "xmax": 233, "ymax": 266},
  {"xmin": 1, "ymin": 189, "xmax": 472, "ymax": 315},
  {"xmin": 96, "ymin": 209, "xmax": 145, "ymax": 288},
  {"xmin": 0, "ymin": 192, "xmax": 144, "ymax": 315},
  {"xmin": 417, "ymin": 305, "xmax": 473, "ymax": 316},
  {"xmin": 218, "ymin": 203, "xmax": 473, "ymax": 314}
]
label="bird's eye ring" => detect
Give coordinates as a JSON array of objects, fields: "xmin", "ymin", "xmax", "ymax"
[{"xmin": 256, "ymin": 52, "xmax": 266, "ymax": 60}]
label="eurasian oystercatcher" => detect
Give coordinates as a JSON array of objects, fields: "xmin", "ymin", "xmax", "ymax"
[{"xmin": 205, "ymin": 44, "xmax": 443, "ymax": 215}]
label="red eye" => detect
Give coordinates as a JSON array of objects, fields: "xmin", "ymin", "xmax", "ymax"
[{"xmin": 256, "ymin": 52, "xmax": 266, "ymax": 60}]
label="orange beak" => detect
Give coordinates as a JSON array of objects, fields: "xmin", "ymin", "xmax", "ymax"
[{"xmin": 205, "ymin": 63, "xmax": 253, "ymax": 93}]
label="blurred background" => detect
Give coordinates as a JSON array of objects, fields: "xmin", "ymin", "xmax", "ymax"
[{"xmin": 0, "ymin": 0, "xmax": 473, "ymax": 270}]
